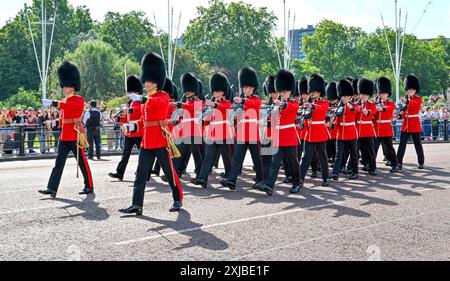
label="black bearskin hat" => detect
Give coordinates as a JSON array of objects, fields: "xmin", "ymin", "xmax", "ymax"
[
  {"xmin": 210, "ymin": 73, "xmax": 230, "ymax": 97},
  {"xmin": 264, "ymin": 75, "xmax": 276, "ymax": 96},
  {"xmin": 197, "ymin": 79, "xmax": 205, "ymax": 101},
  {"xmin": 298, "ymin": 77, "xmax": 308, "ymax": 95},
  {"xmin": 358, "ymin": 78, "xmax": 375, "ymax": 96},
  {"xmin": 404, "ymin": 74, "xmax": 420, "ymax": 93},
  {"xmin": 352, "ymin": 79, "xmax": 359, "ymax": 95},
  {"xmin": 376, "ymin": 77, "xmax": 392, "ymax": 96},
  {"xmin": 181, "ymin": 73, "xmax": 199, "ymax": 94},
  {"xmin": 140, "ymin": 52, "xmax": 166, "ymax": 91},
  {"xmin": 126, "ymin": 75, "xmax": 143, "ymax": 94},
  {"xmin": 162, "ymin": 78, "xmax": 178, "ymax": 100},
  {"xmin": 57, "ymin": 61, "xmax": 81, "ymax": 91},
  {"xmin": 337, "ymin": 79, "xmax": 354, "ymax": 97},
  {"xmin": 238, "ymin": 67, "xmax": 259, "ymax": 89},
  {"xmin": 326, "ymin": 81, "xmax": 338, "ymax": 101},
  {"xmin": 307, "ymin": 73, "xmax": 325, "ymax": 95},
  {"xmin": 275, "ymin": 69, "xmax": 296, "ymax": 94}
]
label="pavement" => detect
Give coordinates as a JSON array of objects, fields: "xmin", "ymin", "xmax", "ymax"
[{"xmin": 0, "ymin": 143, "xmax": 449, "ymax": 261}]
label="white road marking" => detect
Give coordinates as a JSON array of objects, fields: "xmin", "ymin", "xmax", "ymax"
[
  {"xmin": 232, "ymin": 206, "xmax": 450, "ymax": 260},
  {"xmin": 113, "ymin": 201, "xmax": 344, "ymax": 246}
]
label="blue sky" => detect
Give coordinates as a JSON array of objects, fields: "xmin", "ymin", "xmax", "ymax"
[{"xmin": 1, "ymin": 0, "xmax": 449, "ymax": 39}]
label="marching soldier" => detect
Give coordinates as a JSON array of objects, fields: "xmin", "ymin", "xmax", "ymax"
[
  {"xmin": 109, "ymin": 75, "xmax": 144, "ymax": 181},
  {"xmin": 356, "ymin": 78, "xmax": 378, "ymax": 176},
  {"xmin": 299, "ymin": 74, "xmax": 330, "ymax": 189},
  {"xmin": 220, "ymin": 67, "xmax": 264, "ymax": 191},
  {"xmin": 396, "ymin": 74, "xmax": 425, "ymax": 170},
  {"xmin": 39, "ymin": 61, "xmax": 94, "ymax": 198},
  {"xmin": 331, "ymin": 79, "xmax": 360, "ymax": 181},
  {"xmin": 326, "ymin": 81, "xmax": 339, "ymax": 165},
  {"xmin": 374, "ymin": 77, "xmax": 400, "ymax": 173},
  {"xmin": 191, "ymin": 73, "xmax": 234, "ymax": 188},
  {"xmin": 257, "ymin": 69, "xmax": 301, "ymax": 196},
  {"xmin": 172, "ymin": 73, "xmax": 205, "ymax": 178},
  {"xmin": 119, "ymin": 52, "xmax": 183, "ymax": 215},
  {"xmin": 151, "ymin": 77, "xmax": 178, "ymax": 178},
  {"xmin": 261, "ymin": 75, "xmax": 279, "ymax": 180}
]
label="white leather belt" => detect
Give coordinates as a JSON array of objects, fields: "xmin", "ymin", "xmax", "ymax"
[
  {"xmin": 310, "ymin": 121, "xmax": 325, "ymax": 125},
  {"xmin": 276, "ymin": 124, "xmax": 296, "ymax": 130},
  {"xmin": 181, "ymin": 118, "xmax": 198, "ymax": 123},
  {"xmin": 240, "ymin": 119, "xmax": 258, "ymax": 124},
  {"xmin": 376, "ymin": 120, "xmax": 391, "ymax": 124},
  {"xmin": 340, "ymin": 122, "xmax": 355, "ymax": 126},
  {"xmin": 210, "ymin": 120, "xmax": 231, "ymax": 126},
  {"xmin": 406, "ymin": 114, "xmax": 419, "ymax": 118},
  {"xmin": 357, "ymin": 121, "xmax": 373, "ymax": 125}
]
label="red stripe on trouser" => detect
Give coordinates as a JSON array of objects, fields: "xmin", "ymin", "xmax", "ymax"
[
  {"xmin": 80, "ymin": 148, "xmax": 93, "ymax": 189},
  {"xmin": 167, "ymin": 150, "xmax": 183, "ymax": 201}
]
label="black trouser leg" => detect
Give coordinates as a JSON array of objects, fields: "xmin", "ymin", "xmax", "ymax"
[
  {"xmin": 381, "ymin": 137, "xmax": 398, "ymax": 167},
  {"xmin": 173, "ymin": 143, "xmax": 189, "ymax": 173},
  {"xmin": 311, "ymin": 148, "xmax": 319, "ymax": 173},
  {"xmin": 189, "ymin": 140, "xmax": 203, "ymax": 176},
  {"xmin": 154, "ymin": 148, "xmax": 183, "ymax": 202},
  {"xmin": 94, "ymin": 131, "xmax": 101, "ymax": 158},
  {"xmin": 227, "ymin": 144, "xmax": 248, "ymax": 184},
  {"xmin": 341, "ymin": 146, "xmax": 350, "ymax": 170},
  {"xmin": 332, "ymin": 140, "xmax": 346, "ymax": 176},
  {"xmin": 264, "ymin": 147, "xmax": 285, "ymax": 188},
  {"xmin": 396, "ymin": 132, "xmax": 409, "ymax": 166},
  {"xmin": 198, "ymin": 143, "xmax": 219, "ymax": 182},
  {"xmin": 316, "ymin": 142, "xmax": 329, "ymax": 181},
  {"xmin": 47, "ymin": 141, "xmax": 72, "ymax": 192},
  {"xmin": 261, "ymin": 142, "xmax": 273, "ymax": 181},
  {"xmin": 360, "ymin": 137, "xmax": 377, "ymax": 171},
  {"xmin": 87, "ymin": 132, "xmax": 94, "ymax": 159},
  {"xmin": 283, "ymin": 157, "xmax": 292, "ymax": 178},
  {"xmin": 300, "ymin": 142, "xmax": 315, "ymax": 180},
  {"xmin": 71, "ymin": 142, "xmax": 94, "ymax": 189},
  {"xmin": 116, "ymin": 137, "xmax": 140, "ymax": 176},
  {"xmin": 132, "ymin": 149, "xmax": 156, "ymax": 207},
  {"xmin": 219, "ymin": 143, "xmax": 233, "ymax": 177},
  {"xmin": 327, "ymin": 139, "xmax": 336, "ymax": 162},
  {"xmin": 284, "ymin": 146, "xmax": 300, "ymax": 186},
  {"xmin": 346, "ymin": 140, "xmax": 359, "ymax": 174},
  {"xmin": 411, "ymin": 132, "xmax": 425, "ymax": 165},
  {"xmin": 248, "ymin": 143, "xmax": 264, "ymax": 182}
]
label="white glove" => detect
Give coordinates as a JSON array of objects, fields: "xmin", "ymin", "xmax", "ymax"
[
  {"xmin": 42, "ymin": 99, "xmax": 53, "ymax": 107},
  {"xmin": 128, "ymin": 93, "xmax": 142, "ymax": 102}
]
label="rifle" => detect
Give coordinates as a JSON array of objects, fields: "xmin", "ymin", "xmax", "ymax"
[
  {"xmin": 198, "ymin": 94, "xmax": 215, "ymax": 124},
  {"xmin": 297, "ymin": 97, "xmax": 313, "ymax": 130},
  {"xmin": 329, "ymin": 100, "xmax": 345, "ymax": 129},
  {"xmin": 229, "ymin": 86, "xmax": 244, "ymax": 123},
  {"xmin": 396, "ymin": 95, "xmax": 410, "ymax": 119},
  {"xmin": 171, "ymin": 93, "xmax": 186, "ymax": 126}
]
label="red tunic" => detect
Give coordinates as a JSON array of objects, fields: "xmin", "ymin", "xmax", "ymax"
[
  {"xmin": 178, "ymin": 99, "xmax": 204, "ymax": 139},
  {"xmin": 236, "ymin": 95, "xmax": 261, "ymax": 143},
  {"xmin": 304, "ymin": 100, "xmax": 329, "ymax": 143},
  {"xmin": 335, "ymin": 103, "xmax": 360, "ymax": 141},
  {"xmin": 326, "ymin": 104, "xmax": 339, "ymax": 140},
  {"xmin": 137, "ymin": 92, "xmax": 170, "ymax": 150},
  {"xmin": 204, "ymin": 100, "xmax": 234, "ymax": 142},
  {"xmin": 401, "ymin": 95, "xmax": 422, "ymax": 133},
  {"xmin": 356, "ymin": 101, "xmax": 376, "ymax": 138},
  {"xmin": 273, "ymin": 100, "xmax": 300, "ymax": 147},
  {"xmin": 374, "ymin": 100, "xmax": 395, "ymax": 138},
  {"xmin": 58, "ymin": 95, "xmax": 85, "ymax": 142},
  {"xmin": 120, "ymin": 101, "xmax": 144, "ymax": 138}
]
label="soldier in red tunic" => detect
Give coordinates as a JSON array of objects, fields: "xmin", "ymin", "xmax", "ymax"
[
  {"xmin": 172, "ymin": 73, "xmax": 205, "ymax": 178},
  {"xmin": 326, "ymin": 81, "xmax": 339, "ymax": 165},
  {"xmin": 257, "ymin": 69, "xmax": 301, "ymax": 196},
  {"xmin": 331, "ymin": 79, "xmax": 361, "ymax": 181},
  {"xmin": 299, "ymin": 74, "xmax": 330, "ymax": 189},
  {"xmin": 356, "ymin": 78, "xmax": 378, "ymax": 176},
  {"xmin": 119, "ymin": 52, "xmax": 183, "ymax": 215},
  {"xmin": 39, "ymin": 61, "xmax": 94, "ymax": 198},
  {"xmin": 109, "ymin": 75, "xmax": 144, "ymax": 181},
  {"xmin": 396, "ymin": 74, "xmax": 425, "ymax": 170},
  {"xmin": 374, "ymin": 77, "xmax": 400, "ymax": 173},
  {"xmin": 191, "ymin": 73, "xmax": 234, "ymax": 188},
  {"xmin": 220, "ymin": 67, "xmax": 264, "ymax": 191}
]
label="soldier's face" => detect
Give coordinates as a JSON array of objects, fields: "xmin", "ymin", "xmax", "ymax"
[
  {"xmin": 311, "ymin": 92, "xmax": 320, "ymax": 99},
  {"xmin": 270, "ymin": 93, "xmax": 279, "ymax": 100},
  {"xmin": 360, "ymin": 94, "xmax": 369, "ymax": 101},
  {"xmin": 380, "ymin": 93, "xmax": 389, "ymax": 101},
  {"xmin": 213, "ymin": 91, "xmax": 225, "ymax": 100},
  {"xmin": 407, "ymin": 89, "xmax": 416, "ymax": 96},
  {"xmin": 280, "ymin": 91, "xmax": 291, "ymax": 100},
  {"xmin": 243, "ymin": 87, "xmax": 254, "ymax": 96},
  {"xmin": 63, "ymin": 87, "xmax": 75, "ymax": 95},
  {"xmin": 145, "ymin": 82, "xmax": 157, "ymax": 94}
]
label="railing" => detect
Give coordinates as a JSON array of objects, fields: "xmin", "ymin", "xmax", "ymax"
[{"xmin": 0, "ymin": 121, "xmax": 449, "ymax": 159}]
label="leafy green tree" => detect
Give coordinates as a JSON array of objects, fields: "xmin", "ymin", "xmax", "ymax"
[
  {"xmin": 183, "ymin": 0, "xmax": 278, "ymax": 90},
  {"xmin": 6, "ymin": 87, "xmax": 41, "ymax": 109}
]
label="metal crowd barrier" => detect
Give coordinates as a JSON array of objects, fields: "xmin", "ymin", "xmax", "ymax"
[{"xmin": 0, "ymin": 122, "xmax": 449, "ymax": 159}]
